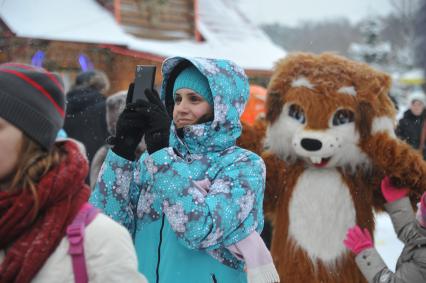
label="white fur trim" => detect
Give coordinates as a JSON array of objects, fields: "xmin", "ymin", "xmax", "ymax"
[
  {"xmin": 288, "ymin": 169, "xmax": 356, "ymax": 265},
  {"xmin": 324, "ymin": 122, "xmax": 370, "ymax": 171},
  {"xmin": 291, "ymin": 76, "xmax": 315, "ymax": 90},
  {"xmin": 371, "ymin": 116, "xmax": 396, "ymax": 137},
  {"xmin": 337, "ymin": 86, "xmax": 357, "ymax": 96},
  {"xmin": 265, "ymin": 104, "xmax": 302, "ymax": 161}
]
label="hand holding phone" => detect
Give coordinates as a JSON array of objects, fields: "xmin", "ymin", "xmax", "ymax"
[{"xmin": 127, "ymin": 65, "xmax": 156, "ymax": 103}]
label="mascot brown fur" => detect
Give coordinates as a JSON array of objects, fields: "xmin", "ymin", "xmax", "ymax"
[{"xmin": 238, "ymin": 52, "xmax": 426, "ymax": 283}]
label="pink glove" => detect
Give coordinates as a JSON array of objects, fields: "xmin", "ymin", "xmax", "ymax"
[
  {"xmin": 381, "ymin": 176, "xmax": 410, "ymax": 203},
  {"xmin": 343, "ymin": 225, "xmax": 373, "ymax": 255}
]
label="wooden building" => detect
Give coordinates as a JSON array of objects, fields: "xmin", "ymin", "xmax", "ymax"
[{"xmin": 0, "ymin": 0, "xmax": 285, "ymax": 94}]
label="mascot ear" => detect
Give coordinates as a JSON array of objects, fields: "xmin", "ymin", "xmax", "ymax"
[
  {"xmin": 357, "ymin": 101, "xmax": 374, "ymax": 140},
  {"xmin": 354, "ymin": 68, "xmax": 395, "ymax": 142},
  {"xmin": 266, "ymin": 91, "xmax": 284, "ymax": 124},
  {"xmin": 356, "ymin": 70, "xmax": 394, "ymax": 118}
]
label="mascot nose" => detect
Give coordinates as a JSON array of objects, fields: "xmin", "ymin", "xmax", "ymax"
[{"xmin": 301, "ymin": 138, "xmax": 322, "ymax": 151}]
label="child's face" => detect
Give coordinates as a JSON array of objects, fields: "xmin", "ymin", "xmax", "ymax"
[
  {"xmin": 173, "ymin": 88, "xmax": 213, "ymax": 129},
  {"xmin": 0, "ymin": 117, "xmax": 23, "ymax": 188},
  {"xmin": 410, "ymin": 100, "xmax": 425, "ymax": 116}
]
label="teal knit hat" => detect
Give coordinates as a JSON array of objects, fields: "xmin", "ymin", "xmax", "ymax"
[{"xmin": 172, "ymin": 65, "xmax": 213, "ymax": 106}]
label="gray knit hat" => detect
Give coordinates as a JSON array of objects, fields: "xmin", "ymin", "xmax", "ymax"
[{"xmin": 0, "ymin": 63, "xmax": 65, "ymax": 149}]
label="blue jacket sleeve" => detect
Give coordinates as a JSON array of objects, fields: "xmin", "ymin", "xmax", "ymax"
[
  {"xmin": 89, "ymin": 149, "xmax": 146, "ymax": 235},
  {"xmin": 147, "ymin": 147, "xmax": 265, "ymax": 251}
]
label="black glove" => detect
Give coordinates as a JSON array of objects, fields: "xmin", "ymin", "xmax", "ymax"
[
  {"xmin": 109, "ymin": 84, "xmax": 149, "ymax": 160},
  {"xmin": 144, "ymin": 89, "xmax": 171, "ymax": 154}
]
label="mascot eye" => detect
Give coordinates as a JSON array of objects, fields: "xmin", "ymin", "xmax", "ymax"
[
  {"xmin": 332, "ymin": 109, "xmax": 354, "ymax": 126},
  {"xmin": 288, "ymin": 104, "xmax": 305, "ymax": 123}
]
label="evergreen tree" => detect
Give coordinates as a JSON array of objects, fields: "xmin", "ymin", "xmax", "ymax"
[
  {"xmin": 416, "ymin": 0, "xmax": 426, "ymax": 77},
  {"xmin": 348, "ymin": 18, "xmax": 391, "ymax": 67}
]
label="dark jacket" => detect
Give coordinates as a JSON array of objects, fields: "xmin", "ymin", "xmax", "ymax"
[
  {"xmin": 396, "ymin": 109, "xmax": 426, "ymax": 159},
  {"xmin": 64, "ymin": 87, "xmax": 108, "ymax": 163},
  {"xmin": 355, "ymin": 197, "xmax": 426, "ymax": 283}
]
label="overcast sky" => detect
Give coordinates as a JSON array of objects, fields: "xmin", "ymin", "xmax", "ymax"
[{"xmin": 237, "ymin": 0, "xmax": 394, "ymax": 26}]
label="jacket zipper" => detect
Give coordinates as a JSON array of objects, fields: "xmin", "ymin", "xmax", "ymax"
[
  {"xmin": 156, "ymin": 214, "xmax": 166, "ymax": 283},
  {"xmin": 181, "ymin": 138, "xmax": 193, "ymax": 163},
  {"xmin": 177, "ymin": 129, "xmax": 193, "ymax": 163}
]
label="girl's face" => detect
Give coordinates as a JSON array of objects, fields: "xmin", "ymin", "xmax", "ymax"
[
  {"xmin": 0, "ymin": 117, "xmax": 23, "ymax": 188},
  {"xmin": 173, "ymin": 88, "xmax": 213, "ymax": 129}
]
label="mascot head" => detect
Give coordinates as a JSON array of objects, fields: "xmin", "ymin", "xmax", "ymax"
[{"xmin": 265, "ymin": 52, "xmax": 396, "ymax": 171}]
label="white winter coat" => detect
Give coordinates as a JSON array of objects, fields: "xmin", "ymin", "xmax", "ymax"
[{"xmin": 0, "ymin": 214, "xmax": 148, "ymax": 283}]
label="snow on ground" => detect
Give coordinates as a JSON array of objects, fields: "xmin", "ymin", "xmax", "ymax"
[{"xmin": 375, "ymin": 212, "xmax": 404, "ymax": 272}]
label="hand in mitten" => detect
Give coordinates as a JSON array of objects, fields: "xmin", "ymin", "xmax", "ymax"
[
  {"xmin": 343, "ymin": 225, "xmax": 373, "ymax": 255},
  {"xmin": 143, "ymin": 89, "xmax": 171, "ymax": 154},
  {"xmin": 381, "ymin": 176, "xmax": 410, "ymax": 203},
  {"xmin": 109, "ymin": 84, "xmax": 149, "ymax": 160}
]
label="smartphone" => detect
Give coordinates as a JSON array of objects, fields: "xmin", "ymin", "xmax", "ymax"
[{"xmin": 129, "ymin": 65, "xmax": 156, "ymax": 103}]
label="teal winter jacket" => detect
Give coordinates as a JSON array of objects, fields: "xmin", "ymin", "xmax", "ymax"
[{"xmin": 90, "ymin": 57, "xmax": 265, "ymax": 283}]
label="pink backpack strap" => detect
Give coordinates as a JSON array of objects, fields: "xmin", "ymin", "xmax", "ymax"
[{"xmin": 67, "ymin": 203, "xmax": 99, "ymax": 283}]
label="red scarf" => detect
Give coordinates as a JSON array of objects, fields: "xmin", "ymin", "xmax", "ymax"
[{"xmin": 0, "ymin": 141, "xmax": 90, "ymax": 283}]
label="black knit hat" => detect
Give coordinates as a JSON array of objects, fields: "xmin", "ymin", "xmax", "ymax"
[{"xmin": 0, "ymin": 63, "xmax": 65, "ymax": 149}]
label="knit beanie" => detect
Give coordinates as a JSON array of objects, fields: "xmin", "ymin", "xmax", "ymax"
[
  {"xmin": 172, "ymin": 65, "xmax": 213, "ymax": 106},
  {"xmin": 0, "ymin": 63, "xmax": 65, "ymax": 150},
  {"xmin": 409, "ymin": 91, "xmax": 426, "ymax": 105}
]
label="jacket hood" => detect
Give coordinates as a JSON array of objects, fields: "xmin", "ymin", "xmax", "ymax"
[
  {"xmin": 66, "ymin": 87, "xmax": 106, "ymax": 114},
  {"xmin": 160, "ymin": 57, "xmax": 249, "ymax": 154}
]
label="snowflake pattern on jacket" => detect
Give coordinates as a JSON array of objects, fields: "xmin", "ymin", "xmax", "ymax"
[{"xmin": 90, "ymin": 57, "xmax": 265, "ymax": 272}]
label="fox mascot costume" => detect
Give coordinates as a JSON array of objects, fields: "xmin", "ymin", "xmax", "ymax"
[{"xmin": 239, "ymin": 53, "xmax": 426, "ymax": 282}]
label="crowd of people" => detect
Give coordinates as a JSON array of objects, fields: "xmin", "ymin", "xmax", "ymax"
[
  {"xmin": 0, "ymin": 56, "xmax": 426, "ymax": 283},
  {"xmin": 396, "ymin": 92, "xmax": 426, "ymax": 159}
]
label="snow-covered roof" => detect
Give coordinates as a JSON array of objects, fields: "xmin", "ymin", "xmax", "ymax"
[
  {"xmin": 0, "ymin": 0, "xmax": 285, "ymax": 71},
  {"xmin": 0, "ymin": 0, "xmax": 130, "ymax": 45}
]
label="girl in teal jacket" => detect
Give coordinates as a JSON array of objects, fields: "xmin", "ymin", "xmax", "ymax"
[{"xmin": 90, "ymin": 57, "xmax": 266, "ymax": 283}]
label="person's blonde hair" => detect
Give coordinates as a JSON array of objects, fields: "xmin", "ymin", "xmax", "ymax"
[{"xmin": 10, "ymin": 135, "xmax": 64, "ymax": 220}]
